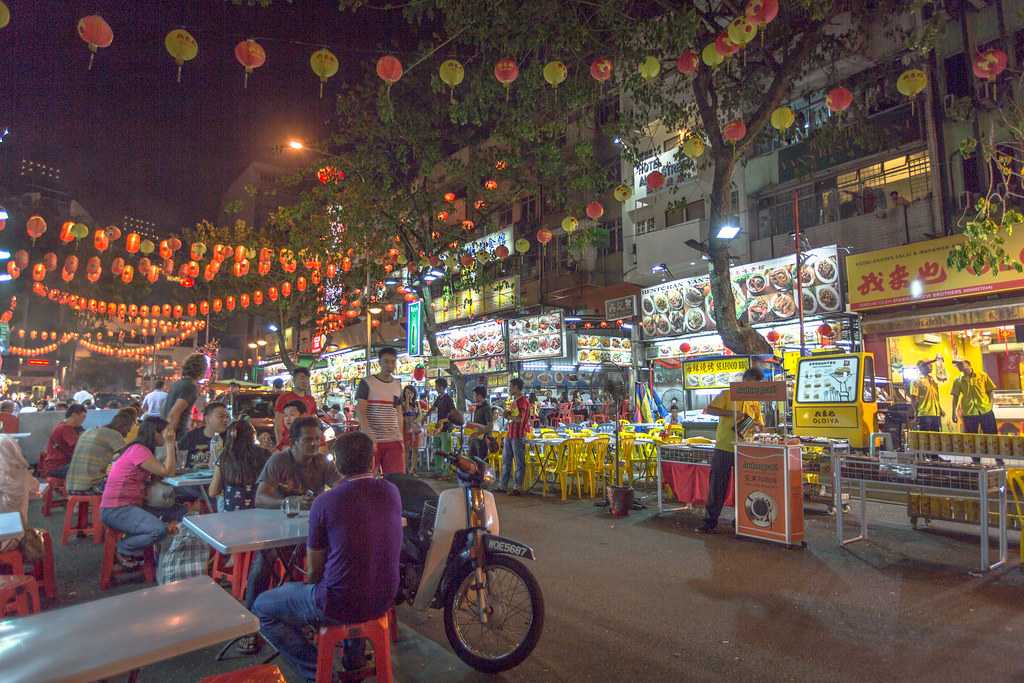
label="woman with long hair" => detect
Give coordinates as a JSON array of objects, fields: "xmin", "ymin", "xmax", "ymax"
[
  {"xmin": 401, "ymin": 385, "xmax": 422, "ymax": 474},
  {"xmin": 209, "ymin": 419, "xmax": 271, "ymax": 511},
  {"xmin": 99, "ymin": 415, "xmax": 180, "ymax": 568}
]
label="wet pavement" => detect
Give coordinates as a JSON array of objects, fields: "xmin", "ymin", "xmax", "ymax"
[{"xmin": 15, "ymin": 481, "xmax": 1024, "ymax": 682}]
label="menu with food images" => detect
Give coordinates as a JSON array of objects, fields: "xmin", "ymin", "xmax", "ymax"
[
  {"xmin": 682, "ymin": 357, "xmax": 750, "ymax": 390},
  {"xmin": 576, "ymin": 334, "xmax": 632, "ymax": 366},
  {"xmin": 795, "ymin": 355, "xmax": 859, "ymax": 404},
  {"xmin": 639, "ymin": 246, "xmax": 840, "ymax": 339},
  {"xmin": 508, "ymin": 312, "xmax": 565, "ymax": 361},
  {"xmin": 436, "ymin": 320, "xmax": 505, "ymax": 361}
]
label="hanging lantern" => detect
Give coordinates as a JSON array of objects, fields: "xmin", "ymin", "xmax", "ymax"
[
  {"xmin": 163, "ymin": 258, "xmax": 175, "ymax": 276},
  {"xmin": 646, "ymin": 171, "xmax": 665, "ymax": 190},
  {"xmin": 212, "ymin": 298, "xmax": 223, "ymax": 313},
  {"xmin": 14, "ymin": 250, "xmax": 27, "ymax": 270},
  {"xmin": 770, "ymin": 106, "xmax": 795, "ymax": 131},
  {"xmin": 585, "ymin": 201, "xmax": 604, "ymax": 221},
  {"xmin": 6, "ymin": 262, "xmax": 18, "ymax": 279},
  {"xmin": 439, "ymin": 59, "xmax": 465, "ymax": 99},
  {"xmin": 746, "ymin": 0, "xmax": 779, "ymax": 26},
  {"xmin": 638, "ymin": 56, "xmax": 661, "ymax": 81},
  {"xmin": 234, "ymin": 39, "xmax": 266, "ymax": 88},
  {"xmin": 253, "ymin": 290, "xmax": 264, "ymax": 306},
  {"xmin": 190, "ymin": 242, "xmax": 207, "ymax": 261},
  {"xmin": 727, "ymin": 17, "xmax": 757, "ymax": 46},
  {"xmin": 403, "ymin": 292, "xmax": 417, "ymax": 303},
  {"xmin": 120, "ymin": 264, "xmax": 134, "ymax": 284},
  {"xmin": 225, "ymin": 296, "xmax": 236, "ymax": 312},
  {"xmin": 723, "ymin": 119, "xmax": 747, "ymax": 143},
  {"xmin": 139, "ymin": 239, "xmax": 155, "ymax": 255},
  {"xmin": 173, "ymin": 304, "xmax": 183, "ymax": 319},
  {"xmin": 613, "ymin": 184, "xmax": 633, "ymax": 202},
  {"xmin": 537, "ymin": 228, "xmax": 554, "ymax": 246},
  {"xmin": 268, "ymin": 286, "xmax": 279, "ymax": 302},
  {"xmin": 494, "ymin": 58, "xmax": 519, "ymax": 99},
  {"xmin": 158, "ymin": 240, "xmax": 171, "ymax": 260},
  {"xmin": 973, "ymin": 49, "xmax": 1008, "ymax": 81},
  {"xmin": 93, "ymin": 228, "xmax": 109, "ymax": 252},
  {"xmin": 199, "ymin": 300, "xmax": 209, "ymax": 315},
  {"xmin": 296, "ymin": 276, "xmax": 307, "ymax": 292},
  {"xmin": 168, "ymin": 237, "xmax": 182, "ymax": 252},
  {"xmin": 125, "ymin": 232, "xmax": 141, "ymax": 253},
  {"xmin": 31, "ymin": 263, "xmax": 45, "ymax": 282},
  {"xmin": 826, "ymin": 86, "xmax": 853, "ymax": 113},
  {"xmin": 24, "ymin": 217, "xmax": 49, "ymax": 247},
  {"xmin": 240, "ymin": 293, "xmax": 250, "ymax": 309},
  {"xmin": 676, "ymin": 50, "xmax": 698, "ymax": 75},
  {"xmin": 543, "ymin": 60, "xmax": 567, "ymax": 88},
  {"xmin": 147, "ymin": 266, "xmax": 160, "ymax": 284},
  {"xmin": 817, "ymin": 322, "xmax": 834, "ymax": 338},
  {"xmin": 682, "ymin": 136, "xmax": 705, "ymax": 159},
  {"xmin": 701, "ymin": 43, "xmax": 724, "ymax": 67},
  {"xmin": 715, "ymin": 33, "xmax": 740, "ymax": 57},
  {"xmin": 514, "ymin": 238, "xmax": 531, "ymax": 254},
  {"xmin": 766, "ymin": 329, "xmax": 781, "ymax": 343},
  {"xmin": 590, "ymin": 57, "xmax": 613, "ymax": 82},
  {"xmin": 562, "ymin": 216, "xmax": 580, "ymax": 233},
  {"xmin": 43, "ymin": 252, "xmax": 57, "ymax": 272},
  {"xmin": 0, "ymin": 3, "xmax": 9, "ymax": 30},
  {"xmin": 896, "ymin": 68, "xmax": 927, "ymax": 98},
  {"xmin": 493, "ymin": 245, "xmax": 509, "ymax": 260},
  {"xmin": 77, "ymin": 15, "xmax": 113, "ymax": 70},
  {"xmin": 187, "ymin": 302, "xmax": 197, "ymax": 317},
  {"xmin": 164, "ymin": 28, "xmax": 199, "ymax": 83},
  {"xmin": 309, "ymin": 48, "xmax": 339, "ymax": 98},
  {"xmin": 63, "ymin": 255, "xmax": 79, "ymax": 274},
  {"xmin": 376, "ymin": 54, "xmax": 404, "ymax": 94},
  {"xmin": 60, "ymin": 221, "xmax": 76, "ymax": 244}
]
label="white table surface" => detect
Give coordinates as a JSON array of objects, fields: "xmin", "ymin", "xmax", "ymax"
[
  {"xmin": 164, "ymin": 468, "xmax": 214, "ymax": 487},
  {"xmin": 0, "ymin": 575, "xmax": 257, "ymax": 683},
  {"xmin": 183, "ymin": 508, "xmax": 309, "ymax": 555},
  {"xmin": 0, "ymin": 511, "xmax": 24, "ymax": 542}
]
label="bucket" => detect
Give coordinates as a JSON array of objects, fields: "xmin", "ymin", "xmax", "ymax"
[{"xmin": 608, "ymin": 485, "xmax": 634, "ymax": 517}]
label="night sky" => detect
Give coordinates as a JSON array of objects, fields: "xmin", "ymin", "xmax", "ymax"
[{"xmin": 2, "ymin": 0, "xmax": 405, "ymax": 231}]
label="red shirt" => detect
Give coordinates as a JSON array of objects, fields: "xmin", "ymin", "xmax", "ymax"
[
  {"xmin": 41, "ymin": 422, "xmax": 81, "ymax": 476},
  {"xmin": 507, "ymin": 396, "xmax": 531, "ymax": 439},
  {"xmin": 0, "ymin": 412, "xmax": 19, "ymax": 434}
]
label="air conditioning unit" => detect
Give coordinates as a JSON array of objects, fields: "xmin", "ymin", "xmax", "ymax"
[{"xmin": 914, "ymin": 334, "xmax": 942, "ymax": 346}]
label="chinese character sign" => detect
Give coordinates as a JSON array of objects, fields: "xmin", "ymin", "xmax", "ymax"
[{"xmin": 846, "ymin": 233, "xmax": 1024, "ymax": 310}]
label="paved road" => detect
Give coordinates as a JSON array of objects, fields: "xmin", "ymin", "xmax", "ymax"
[{"xmin": 18, "ymin": 483, "xmax": 1024, "ymax": 682}]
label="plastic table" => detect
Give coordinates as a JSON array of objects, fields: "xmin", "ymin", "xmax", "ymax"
[
  {"xmin": 164, "ymin": 468, "xmax": 215, "ymax": 510},
  {"xmin": 0, "ymin": 511, "xmax": 24, "ymax": 542},
  {"xmin": 182, "ymin": 508, "xmax": 309, "ymax": 555},
  {"xmin": 0, "ymin": 575, "xmax": 258, "ymax": 683}
]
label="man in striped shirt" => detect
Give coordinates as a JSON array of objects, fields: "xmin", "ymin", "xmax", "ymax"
[{"xmin": 356, "ymin": 347, "xmax": 406, "ymax": 474}]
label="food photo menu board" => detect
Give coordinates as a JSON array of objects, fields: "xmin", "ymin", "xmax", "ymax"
[
  {"xmin": 639, "ymin": 246, "xmax": 841, "ymax": 339},
  {"xmin": 508, "ymin": 311, "xmax": 565, "ymax": 361},
  {"xmin": 796, "ymin": 355, "xmax": 859, "ymax": 403},
  {"xmin": 435, "ymin": 320, "xmax": 505, "ymax": 361},
  {"xmin": 576, "ymin": 335, "xmax": 632, "ymax": 366}
]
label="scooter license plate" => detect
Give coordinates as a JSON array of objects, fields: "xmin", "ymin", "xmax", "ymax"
[{"xmin": 484, "ymin": 534, "xmax": 535, "ymax": 560}]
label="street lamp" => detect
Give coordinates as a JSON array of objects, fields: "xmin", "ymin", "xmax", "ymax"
[
  {"xmin": 716, "ymin": 224, "xmax": 741, "ymax": 239},
  {"xmin": 256, "ymin": 339, "xmax": 267, "ymax": 347},
  {"xmin": 267, "ymin": 323, "xmax": 279, "ymax": 332},
  {"xmin": 285, "ymin": 138, "xmax": 329, "ymax": 157},
  {"xmin": 287, "ymin": 139, "xmax": 305, "ymax": 150}
]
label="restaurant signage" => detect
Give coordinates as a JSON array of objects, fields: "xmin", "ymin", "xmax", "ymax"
[
  {"xmin": 463, "ymin": 227, "xmax": 513, "ymax": 257},
  {"xmin": 576, "ymin": 335, "xmax": 632, "ymax": 366},
  {"xmin": 846, "ymin": 232, "xmax": 1024, "ymax": 311},
  {"xmin": 632, "ymin": 147, "xmax": 696, "ymax": 199},
  {"xmin": 406, "ymin": 301, "xmax": 422, "ymax": 357},
  {"xmin": 604, "ymin": 295, "xmax": 636, "ymax": 321},
  {"xmin": 735, "ymin": 443, "xmax": 804, "ymax": 546},
  {"xmin": 682, "ymin": 357, "xmax": 750, "ymax": 389},
  {"xmin": 730, "ymin": 381, "xmax": 787, "ymax": 402},
  {"xmin": 508, "ymin": 311, "xmax": 565, "ymax": 361},
  {"xmin": 640, "ymin": 246, "xmax": 840, "ymax": 339},
  {"xmin": 431, "ymin": 276, "xmax": 518, "ymax": 324},
  {"xmin": 435, "ymin": 320, "xmax": 505, "ymax": 361}
]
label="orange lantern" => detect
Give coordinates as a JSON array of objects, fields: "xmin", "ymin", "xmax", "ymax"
[
  {"xmin": 93, "ymin": 229, "xmax": 109, "ymax": 252},
  {"xmin": 187, "ymin": 260, "xmax": 200, "ymax": 278},
  {"xmin": 61, "ymin": 269, "xmax": 74, "ymax": 283},
  {"xmin": 159, "ymin": 240, "xmax": 172, "ymax": 260},
  {"xmin": 31, "ymin": 263, "xmax": 45, "ymax": 282},
  {"xmin": 253, "ymin": 290, "xmax": 264, "ymax": 306},
  {"xmin": 111, "ymin": 257, "xmax": 125, "ymax": 275},
  {"xmin": 139, "ymin": 257, "xmax": 152, "ymax": 273},
  {"xmin": 43, "ymin": 253, "xmax": 57, "ymax": 272},
  {"xmin": 120, "ymin": 264, "xmax": 134, "ymax": 284},
  {"xmin": 140, "ymin": 305, "xmax": 149, "ymax": 317},
  {"xmin": 125, "ymin": 232, "xmax": 141, "ymax": 254},
  {"xmin": 234, "ymin": 38, "xmax": 266, "ymax": 88},
  {"xmin": 212, "ymin": 298, "xmax": 223, "ymax": 313},
  {"xmin": 240, "ymin": 293, "xmax": 250, "ymax": 309},
  {"xmin": 59, "ymin": 221, "xmax": 76, "ymax": 244},
  {"xmin": 77, "ymin": 15, "xmax": 113, "ymax": 70},
  {"xmin": 14, "ymin": 250, "xmax": 28, "ymax": 270},
  {"xmin": 296, "ymin": 276, "xmax": 307, "ymax": 292},
  {"xmin": 268, "ymin": 286, "xmax": 279, "ymax": 302},
  {"xmin": 173, "ymin": 304, "xmax": 183, "ymax": 319},
  {"xmin": 826, "ymin": 86, "xmax": 853, "ymax": 113},
  {"xmin": 161, "ymin": 304, "xmax": 171, "ymax": 318},
  {"xmin": 26, "ymin": 215, "xmax": 46, "ymax": 241},
  {"xmin": 163, "ymin": 259, "xmax": 175, "ymax": 276},
  {"xmin": 225, "ymin": 296, "xmax": 236, "ymax": 312},
  {"xmin": 233, "ymin": 260, "xmax": 250, "ymax": 278},
  {"xmin": 6, "ymin": 262, "xmax": 19, "ymax": 279},
  {"xmin": 187, "ymin": 303, "xmax": 197, "ymax": 317},
  {"xmin": 199, "ymin": 301, "xmax": 209, "ymax": 315},
  {"xmin": 63, "ymin": 255, "xmax": 79, "ymax": 274},
  {"xmin": 537, "ymin": 228, "xmax": 553, "ymax": 246},
  {"xmin": 147, "ymin": 266, "xmax": 160, "ymax": 284},
  {"xmin": 281, "ymin": 282, "xmax": 292, "ymax": 298}
]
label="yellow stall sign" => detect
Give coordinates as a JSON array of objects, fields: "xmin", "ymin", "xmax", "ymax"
[
  {"xmin": 846, "ymin": 232, "xmax": 1024, "ymax": 311},
  {"xmin": 683, "ymin": 357, "xmax": 750, "ymax": 390},
  {"xmin": 431, "ymin": 276, "xmax": 518, "ymax": 324}
]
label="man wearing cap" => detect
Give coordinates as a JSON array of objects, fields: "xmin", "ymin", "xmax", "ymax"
[
  {"xmin": 951, "ymin": 359, "xmax": 996, "ymax": 438},
  {"xmin": 910, "ymin": 359, "xmax": 944, "ymax": 432}
]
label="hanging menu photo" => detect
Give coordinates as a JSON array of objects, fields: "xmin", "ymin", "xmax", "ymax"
[
  {"xmin": 508, "ymin": 311, "xmax": 565, "ymax": 361},
  {"xmin": 436, "ymin": 320, "xmax": 505, "ymax": 361}
]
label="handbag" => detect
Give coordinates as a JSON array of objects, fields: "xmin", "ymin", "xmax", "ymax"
[
  {"xmin": 158, "ymin": 521, "xmax": 211, "ymax": 585},
  {"xmin": 145, "ymin": 480, "xmax": 177, "ymax": 509}
]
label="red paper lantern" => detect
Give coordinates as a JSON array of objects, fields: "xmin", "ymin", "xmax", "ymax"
[
  {"xmin": 715, "ymin": 33, "xmax": 740, "ymax": 57},
  {"xmin": 495, "ymin": 245, "xmax": 510, "ymax": 259},
  {"xmin": 268, "ymin": 286, "xmax": 279, "ymax": 302},
  {"xmin": 94, "ymin": 229, "xmax": 109, "ymax": 252},
  {"xmin": 59, "ymin": 221, "xmax": 76, "ymax": 244},
  {"xmin": 6, "ymin": 262, "xmax": 19, "ymax": 279},
  {"xmin": 187, "ymin": 303, "xmax": 197, "ymax": 317},
  {"xmin": 42, "ymin": 253, "xmax": 57, "ymax": 272},
  {"xmin": 120, "ymin": 265, "xmax": 134, "ymax": 284},
  {"xmin": 63, "ymin": 255, "xmax": 79, "ymax": 274},
  {"xmin": 14, "ymin": 250, "xmax": 28, "ymax": 270},
  {"xmin": 462, "ymin": 220, "xmax": 475, "ymax": 232},
  {"xmin": 745, "ymin": 0, "xmax": 779, "ymax": 25},
  {"xmin": 973, "ymin": 49, "xmax": 1008, "ymax": 81},
  {"xmin": 26, "ymin": 215, "xmax": 47, "ymax": 241},
  {"xmin": 403, "ymin": 292, "xmax": 417, "ymax": 303},
  {"xmin": 460, "ymin": 253, "xmax": 474, "ymax": 268},
  {"xmin": 537, "ymin": 228, "xmax": 553, "ymax": 246},
  {"xmin": 826, "ymin": 86, "xmax": 853, "ymax": 113},
  {"xmin": 190, "ymin": 243, "xmax": 206, "ymax": 261},
  {"xmin": 234, "ymin": 39, "xmax": 266, "ymax": 87},
  {"xmin": 199, "ymin": 301, "xmax": 210, "ymax": 316},
  {"xmin": 679, "ymin": 342, "xmax": 692, "ymax": 354},
  {"xmin": 77, "ymin": 15, "xmax": 113, "ymax": 70},
  {"xmin": 376, "ymin": 55, "xmax": 403, "ymax": 85},
  {"xmin": 296, "ymin": 276, "xmax": 307, "ymax": 292},
  {"xmin": 723, "ymin": 119, "xmax": 747, "ymax": 143},
  {"xmin": 240, "ymin": 293, "xmax": 250, "ymax": 309},
  {"xmin": 125, "ymin": 232, "xmax": 141, "ymax": 254},
  {"xmin": 443, "ymin": 192, "xmax": 456, "ymax": 203},
  {"xmin": 173, "ymin": 304, "xmax": 183, "ymax": 319},
  {"xmin": 676, "ymin": 50, "xmax": 699, "ymax": 75},
  {"xmin": 147, "ymin": 266, "xmax": 160, "ymax": 284},
  {"xmin": 586, "ymin": 201, "xmax": 605, "ymax": 220},
  {"xmin": 413, "ymin": 366, "xmax": 425, "ymax": 381},
  {"xmin": 31, "ymin": 263, "xmax": 46, "ymax": 282},
  {"xmin": 590, "ymin": 57, "xmax": 613, "ymax": 82},
  {"xmin": 817, "ymin": 323, "xmax": 834, "ymax": 338},
  {"xmin": 159, "ymin": 240, "xmax": 172, "ymax": 260},
  {"xmin": 646, "ymin": 171, "xmax": 665, "ymax": 190},
  {"xmin": 225, "ymin": 296, "xmax": 236, "ymax": 312},
  {"xmin": 371, "ymin": 319, "xmax": 381, "ymax": 329},
  {"xmin": 281, "ymin": 282, "xmax": 292, "ymax": 298},
  {"xmin": 163, "ymin": 258, "xmax": 174, "ymax": 276},
  {"xmin": 210, "ymin": 298, "xmax": 222, "ymax": 313},
  {"xmin": 494, "ymin": 58, "xmax": 519, "ymax": 87},
  {"xmin": 345, "ymin": 309, "xmax": 359, "ymax": 319},
  {"xmin": 253, "ymin": 290, "xmax": 264, "ymax": 306}
]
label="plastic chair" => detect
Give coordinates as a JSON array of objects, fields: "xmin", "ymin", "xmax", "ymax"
[
  {"xmin": 0, "ymin": 533, "xmax": 55, "ymax": 600},
  {"xmin": 315, "ymin": 612, "xmax": 394, "ymax": 683},
  {"xmin": 577, "ymin": 437, "xmax": 607, "ymax": 498},
  {"xmin": 61, "ymin": 494, "xmax": 104, "ymax": 545},
  {"xmin": 543, "ymin": 439, "xmax": 582, "ymax": 500},
  {"xmin": 557, "ymin": 403, "xmax": 574, "ymax": 426},
  {"xmin": 42, "ymin": 478, "xmax": 69, "ymax": 517},
  {"xmin": 0, "ymin": 575, "xmax": 41, "ymax": 617},
  {"xmin": 210, "ymin": 550, "xmax": 253, "ymax": 601},
  {"xmin": 609, "ymin": 434, "xmax": 635, "ymax": 486},
  {"xmin": 100, "ymin": 527, "xmax": 156, "ymax": 590},
  {"xmin": 198, "ymin": 664, "xmax": 286, "ymax": 683}
]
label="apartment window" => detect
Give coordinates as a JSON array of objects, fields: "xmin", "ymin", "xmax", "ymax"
[
  {"xmin": 520, "ymin": 195, "xmax": 539, "ymax": 224},
  {"xmin": 665, "ymin": 204, "xmax": 686, "ymax": 228},
  {"xmin": 634, "ymin": 217, "xmax": 656, "ymax": 235},
  {"xmin": 607, "ymin": 218, "xmax": 623, "ymax": 253},
  {"xmin": 944, "ymin": 52, "xmax": 971, "ymax": 98}
]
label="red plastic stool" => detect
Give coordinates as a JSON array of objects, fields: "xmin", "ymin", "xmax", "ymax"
[
  {"xmin": 315, "ymin": 613, "xmax": 394, "ymax": 683},
  {"xmin": 42, "ymin": 478, "xmax": 69, "ymax": 517},
  {"xmin": 0, "ymin": 575, "xmax": 41, "ymax": 616},
  {"xmin": 198, "ymin": 664, "xmax": 286, "ymax": 683},
  {"xmin": 100, "ymin": 527, "xmax": 156, "ymax": 590},
  {"xmin": 388, "ymin": 606, "xmax": 398, "ymax": 643},
  {"xmin": 31, "ymin": 530, "xmax": 56, "ymax": 599},
  {"xmin": 61, "ymin": 495, "xmax": 104, "ymax": 545},
  {"xmin": 210, "ymin": 551, "xmax": 253, "ymax": 601}
]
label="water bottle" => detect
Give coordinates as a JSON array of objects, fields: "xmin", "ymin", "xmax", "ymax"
[{"xmin": 210, "ymin": 433, "xmax": 224, "ymax": 467}]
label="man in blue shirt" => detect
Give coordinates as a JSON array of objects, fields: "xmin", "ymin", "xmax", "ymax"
[{"xmin": 253, "ymin": 430, "xmax": 402, "ymax": 680}]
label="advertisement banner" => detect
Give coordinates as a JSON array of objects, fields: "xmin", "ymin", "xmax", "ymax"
[
  {"xmin": 735, "ymin": 443, "xmax": 804, "ymax": 545},
  {"xmin": 846, "ymin": 232, "xmax": 1024, "ymax": 311},
  {"xmin": 406, "ymin": 301, "xmax": 422, "ymax": 357},
  {"xmin": 431, "ymin": 276, "xmax": 518, "ymax": 324},
  {"xmin": 682, "ymin": 357, "xmax": 750, "ymax": 389},
  {"xmin": 435, "ymin": 320, "xmax": 505, "ymax": 361},
  {"xmin": 639, "ymin": 246, "xmax": 840, "ymax": 340}
]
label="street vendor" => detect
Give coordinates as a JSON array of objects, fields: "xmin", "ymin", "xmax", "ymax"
[
  {"xmin": 910, "ymin": 359, "xmax": 944, "ymax": 432},
  {"xmin": 697, "ymin": 367, "xmax": 765, "ymax": 534},
  {"xmin": 951, "ymin": 359, "xmax": 997, "ymax": 464}
]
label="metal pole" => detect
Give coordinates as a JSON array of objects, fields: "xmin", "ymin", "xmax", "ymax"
[
  {"xmin": 365, "ymin": 270, "xmax": 372, "ymax": 379},
  {"xmin": 793, "ymin": 190, "xmax": 806, "ymax": 356}
]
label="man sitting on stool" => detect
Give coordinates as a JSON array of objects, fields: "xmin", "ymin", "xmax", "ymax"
[
  {"xmin": 697, "ymin": 367, "xmax": 765, "ymax": 534},
  {"xmin": 253, "ymin": 431, "xmax": 402, "ymax": 679}
]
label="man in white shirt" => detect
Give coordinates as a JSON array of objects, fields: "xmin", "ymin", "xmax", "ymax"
[
  {"xmin": 355, "ymin": 347, "xmax": 405, "ymax": 474},
  {"xmin": 141, "ymin": 379, "xmax": 169, "ymax": 417}
]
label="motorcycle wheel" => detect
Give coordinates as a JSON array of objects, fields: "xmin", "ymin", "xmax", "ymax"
[{"xmin": 443, "ymin": 554, "xmax": 545, "ymax": 673}]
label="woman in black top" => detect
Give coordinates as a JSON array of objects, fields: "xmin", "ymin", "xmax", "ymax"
[{"xmin": 209, "ymin": 419, "xmax": 271, "ymax": 511}]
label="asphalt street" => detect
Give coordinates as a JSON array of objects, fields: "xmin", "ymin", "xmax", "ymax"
[{"xmin": 14, "ymin": 481, "xmax": 1024, "ymax": 682}]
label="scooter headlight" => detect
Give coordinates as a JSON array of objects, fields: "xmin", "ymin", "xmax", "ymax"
[
  {"xmin": 482, "ymin": 467, "xmax": 495, "ymax": 487},
  {"xmin": 469, "ymin": 488, "xmax": 487, "ymax": 527}
]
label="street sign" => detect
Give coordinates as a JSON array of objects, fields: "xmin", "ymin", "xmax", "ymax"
[{"xmin": 406, "ymin": 301, "xmax": 422, "ymax": 357}]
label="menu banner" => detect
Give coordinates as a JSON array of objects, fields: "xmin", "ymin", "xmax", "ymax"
[
  {"xmin": 576, "ymin": 334, "xmax": 632, "ymax": 366},
  {"xmin": 639, "ymin": 246, "xmax": 840, "ymax": 339},
  {"xmin": 431, "ymin": 276, "xmax": 518, "ymax": 324},
  {"xmin": 846, "ymin": 232, "xmax": 1024, "ymax": 311},
  {"xmin": 436, "ymin": 320, "xmax": 505, "ymax": 361},
  {"xmin": 682, "ymin": 357, "xmax": 750, "ymax": 389},
  {"xmin": 508, "ymin": 311, "xmax": 565, "ymax": 361}
]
